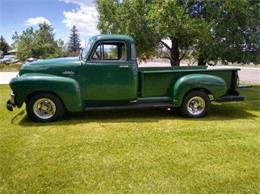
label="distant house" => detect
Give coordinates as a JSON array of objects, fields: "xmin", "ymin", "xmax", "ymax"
[{"xmin": 7, "ymin": 49, "xmax": 17, "ymax": 56}]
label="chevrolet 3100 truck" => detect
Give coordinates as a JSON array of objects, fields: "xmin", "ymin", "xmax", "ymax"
[{"xmin": 7, "ymin": 35, "xmax": 244, "ymax": 122}]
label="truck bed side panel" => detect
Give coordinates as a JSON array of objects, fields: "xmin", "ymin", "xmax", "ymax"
[{"xmin": 139, "ymin": 67, "xmax": 238, "ymax": 98}]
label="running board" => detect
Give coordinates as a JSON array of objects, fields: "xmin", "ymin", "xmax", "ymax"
[
  {"xmin": 238, "ymin": 84, "xmax": 252, "ymax": 89},
  {"xmin": 85, "ymin": 102, "xmax": 173, "ymax": 111},
  {"xmin": 216, "ymin": 95, "xmax": 244, "ymax": 102}
]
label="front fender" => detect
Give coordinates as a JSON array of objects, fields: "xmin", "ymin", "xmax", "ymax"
[
  {"xmin": 9, "ymin": 73, "xmax": 83, "ymax": 112},
  {"xmin": 171, "ymin": 74, "xmax": 227, "ymax": 107}
]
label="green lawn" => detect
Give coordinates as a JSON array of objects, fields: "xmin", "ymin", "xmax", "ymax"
[{"xmin": 0, "ymin": 85, "xmax": 259, "ymax": 193}]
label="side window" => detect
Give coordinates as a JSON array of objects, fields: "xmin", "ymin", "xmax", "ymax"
[
  {"xmin": 92, "ymin": 45, "xmax": 102, "ymax": 60},
  {"xmin": 91, "ymin": 42, "xmax": 127, "ymax": 61},
  {"xmin": 103, "ymin": 44, "xmax": 118, "ymax": 60}
]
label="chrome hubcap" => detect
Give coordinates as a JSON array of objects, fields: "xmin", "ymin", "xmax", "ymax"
[
  {"xmin": 187, "ymin": 96, "xmax": 205, "ymax": 116},
  {"xmin": 33, "ymin": 98, "xmax": 56, "ymax": 119}
]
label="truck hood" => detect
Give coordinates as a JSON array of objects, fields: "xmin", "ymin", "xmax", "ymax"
[
  {"xmin": 25, "ymin": 57, "xmax": 79, "ymax": 66},
  {"xmin": 19, "ymin": 57, "xmax": 81, "ymax": 75}
]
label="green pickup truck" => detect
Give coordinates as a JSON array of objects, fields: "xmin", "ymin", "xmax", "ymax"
[{"xmin": 7, "ymin": 34, "xmax": 244, "ymax": 122}]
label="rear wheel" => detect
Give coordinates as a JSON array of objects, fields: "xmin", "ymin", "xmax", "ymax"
[
  {"xmin": 180, "ymin": 91, "xmax": 210, "ymax": 118},
  {"xmin": 26, "ymin": 93, "xmax": 65, "ymax": 122}
]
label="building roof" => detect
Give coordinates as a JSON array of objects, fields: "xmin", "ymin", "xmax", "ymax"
[{"xmin": 7, "ymin": 49, "xmax": 17, "ymax": 53}]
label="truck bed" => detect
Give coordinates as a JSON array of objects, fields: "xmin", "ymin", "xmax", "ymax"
[{"xmin": 138, "ymin": 66, "xmax": 239, "ymax": 98}]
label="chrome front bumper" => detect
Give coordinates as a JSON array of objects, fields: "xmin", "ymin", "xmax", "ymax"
[{"xmin": 6, "ymin": 92, "xmax": 15, "ymax": 111}]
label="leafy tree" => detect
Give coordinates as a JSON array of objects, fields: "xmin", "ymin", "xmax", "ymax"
[
  {"xmin": 97, "ymin": 0, "xmax": 200, "ymax": 66},
  {"xmin": 11, "ymin": 31, "xmax": 19, "ymax": 49},
  {"xmin": 0, "ymin": 35, "xmax": 10, "ymax": 55},
  {"xmin": 68, "ymin": 25, "xmax": 81, "ymax": 54},
  {"xmin": 16, "ymin": 23, "xmax": 63, "ymax": 61},
  {"xmin": 97, "ymin": 0, "xmax": 260, "ymax": 66},
  {"xmin": 16, "ymin": 27, "xmax": 36, "ymax": 60},
  {"xmin": 57, "ymin": 39, "xmax": 65, "ymax": 48},
  {"xmin": 209, "ymin": 0, "xmax": 260, "ymax": 65},
  {"xmin": 182, "ymin": 0, "xmax": 214, "ymax": 65},
  {"xmin": 183, "ymin": 0, "xmax": 260, "ymax": 65},
  {"xmin": 97, "ymin": 0, "xmax": 159, "ymax": 61},
  {"xmin": 33, "ymin": 23, "xmax": 63, "ymax": 59},
  {"xmin": 148, "ymin": 1, "xmax": 200, "ymax": 66}
]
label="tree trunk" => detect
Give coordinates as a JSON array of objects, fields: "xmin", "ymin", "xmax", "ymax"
[
  {"xmin": 170, "ymin": 38, "xmax": 180, "ymax": 66},
  {"xmin": 197, "ymin": 53, "xmax": 207, "ymax": 66}
]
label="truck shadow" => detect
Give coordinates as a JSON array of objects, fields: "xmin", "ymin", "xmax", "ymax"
[{"xmin": 15, "ymin": 103, "xmax": 258, "ymax": 127}]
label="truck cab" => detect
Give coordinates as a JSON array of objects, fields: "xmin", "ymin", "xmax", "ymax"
[
  {"xmin": 80, "ymin": 35, "xmax": 138, "ymax": 101},
  {"xmin": 7, "ymin": 34, "xmax": 244, "ymax": 122}
]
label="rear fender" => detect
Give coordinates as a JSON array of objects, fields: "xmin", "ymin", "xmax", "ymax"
[
  {"xmin": 171, "ymin": 74, "xmax": 227, "ymax": 107},
  {"xmin": 9, "ymin": 73, "xmax": 83, "ymax": 112}
]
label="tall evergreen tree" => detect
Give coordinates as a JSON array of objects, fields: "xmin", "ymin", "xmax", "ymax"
[
  {"xmin": 68, "ymin": 25, "xmax": 81, "ymax": 53},
  {"xmin": 0, "ymin": 35, "xmax": 10, "ymax": 55}
]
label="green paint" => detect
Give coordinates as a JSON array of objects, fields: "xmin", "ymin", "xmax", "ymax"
[{"xmin": 8, "ymin": 34, "xmax": 241, "ymax": 112}]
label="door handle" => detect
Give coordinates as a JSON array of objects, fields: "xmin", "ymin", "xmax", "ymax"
[{"xmin": 119, "ymin": 65, "xmax": 129, "ymax": 68}]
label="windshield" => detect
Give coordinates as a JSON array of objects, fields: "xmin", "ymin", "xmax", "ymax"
[{"xmin": 80, "ymin": 40, "xmax": 93, "ymax": 60}]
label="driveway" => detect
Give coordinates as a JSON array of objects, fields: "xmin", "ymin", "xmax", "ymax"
[
  {"xmin": 0, "ymin": 65, "xmax": 259, "ymax": 84},
  {"xmin": 223, "ymin": 66, "xmax": 260, "ymax": 84},
  {"xmin": 0, "ymin": 72, "xmax": 18, "ymax": 84}
]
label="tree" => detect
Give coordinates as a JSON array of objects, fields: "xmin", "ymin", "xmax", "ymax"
[
  {"xmin": 33, "ymin": 23, "xmax": 63, "ymax": 59},
  {"xmin": 16, "ymin": 23, "xmax": 63, "ymax": 61},
  {"xmin": 0, "ymin": 35, "xmax": 10, "ymax": 55},
  {"xmin": 16, "ymin": 27, "xmax": 36, "ymax": 60},
  {"xmin": 68, "ymin": 25, "xmax": 81, "ymax": 54},
  {"xmin": 57, "ymin": 39, "xmax": 65, "ymax": 48},
  {"xmin": 11, "ymin": 31, "xmax": 19, "ymax": 49},
  {"xmin": 184, "ymin": 0, "xmax": 260, "ymax": 65},
  {"xmin": 209, "ymin": 0, "xmax": 260, "ymax": 65},
  {"xmin": 97, "ymin": 0, "xmax": 200, "ymax": 66},
  {"xmin": 97, "ymin": 0, "xmax": 159, "ymax": 61},
  {"xmin": 182, "ymin": 0, "xmax": 214, "ymax": 65},
  {"xmin": 97, "ymin": 0, "xmax": 260, "ymax": 66},
  {"xmin": 148, "ymin": 1, "xmax": 200, "ymax": 66}
]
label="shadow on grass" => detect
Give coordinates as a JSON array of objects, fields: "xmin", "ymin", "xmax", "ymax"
[{"xmin": 15, "ymin": 102, "xmax": 258, "ymax": 127}]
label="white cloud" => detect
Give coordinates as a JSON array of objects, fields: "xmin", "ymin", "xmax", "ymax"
[
  {"xmin": 60, "ymin": 0, "xmax": 99, "ymax": 36},
  {"xmin": 25, "ymin": 17, "xmax": 51, "ymax": 26}
]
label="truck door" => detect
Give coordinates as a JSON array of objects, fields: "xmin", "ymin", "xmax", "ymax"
[{"xmin": 82, "ymin": 41, "xmax": 138, "ymax": 101}]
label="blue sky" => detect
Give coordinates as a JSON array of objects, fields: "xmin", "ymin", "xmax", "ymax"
[{"xmin": 0, "ymin": 0, "xmax": 99, "ymax": 46}]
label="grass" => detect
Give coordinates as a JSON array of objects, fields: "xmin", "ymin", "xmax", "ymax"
[
  {"xmin": 0, "ymin": 85, "xmax": 259, "ymax": 193},
  {"xmin": 0, "ymin": 63, "xmax": 22, "ymax": 72}
]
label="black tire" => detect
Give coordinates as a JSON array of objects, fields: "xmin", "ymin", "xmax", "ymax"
[
  {"xmin": 26, "ymin": 93, "xmax": 65, "ymax": 122},
  {"xmin": 180, "ymin": 91, "xmax": 210, "ymax": 118}
]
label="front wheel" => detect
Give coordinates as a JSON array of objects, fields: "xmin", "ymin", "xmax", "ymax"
[
  {"xmin": 26, "ymin": 93, "xmax": 65, "ymax": 122},
  {"xmin": 180, "ymin": 91, "xmax": 210, "ymax": 118}
]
